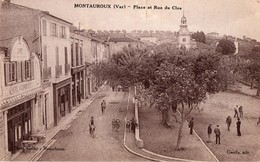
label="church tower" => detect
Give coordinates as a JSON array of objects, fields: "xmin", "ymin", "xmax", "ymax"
[{"xmin": 177, "ymin": 13, "xmax": 194, "ymax": 50}]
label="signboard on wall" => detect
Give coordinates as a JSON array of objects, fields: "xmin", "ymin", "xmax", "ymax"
[{"xmin": 10, "ymin": 36, "xmax": 30, "ymax": 61}]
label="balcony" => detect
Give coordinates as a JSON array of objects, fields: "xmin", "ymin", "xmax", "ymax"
[
  {"xmin": 55, "ymin": 65, "xmax": 62, "ymax": 78},
  {"xmin": 65, "ymin": 64, "xmax": 70, "ymax": 75},
  {"xmin": 43, "ymin": 67, "xmax": 51, "ymax": 80}
]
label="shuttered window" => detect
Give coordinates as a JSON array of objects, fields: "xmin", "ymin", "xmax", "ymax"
[
  {"xmin": 4, "ymin": 62, "xmax": 10, "ymax": 85},
  {"xmin": 42, "ymin": 19, "xmax": 47, "ymax": 36}
]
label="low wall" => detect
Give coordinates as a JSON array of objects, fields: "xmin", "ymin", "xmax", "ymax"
[{"xmin": 134, "ymin": 98, "xmax": 144, "ymax": 148}]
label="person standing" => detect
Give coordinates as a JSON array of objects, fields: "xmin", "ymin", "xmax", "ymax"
[
  {"xmin": 214, "ymin": 125, "xmax": 221, "ymax": 144},
  {"xmin": 189, "ymin": 118, "xmax": 194, "ymax": 135},
  {"xmin": 239, "ymin": 106, "xmax": 243, "ymax": 118},
  {"xmin": 101, "ymin": 100, "xmax": 106, "ymax": 114},
  {"xmin": 234, "ymin": 106, "xmax": 239, "ymax": 118},
  {"xmin": 126, "ymin": 120, "xmax": 131, "ymax": 132},
  {"xmin": 131, "ymin": 117, "xmax": 137, "ymax": 133},
  {"xmin": 236, "ymin": 118, "xmax": 241, "ymax": 136},
  {"xmin": 207, "ymin": 124, "xmax": 212, "ymax": 142},
  {"xmin": 226, "ymin": 116, "xmax": 232, "ymax": 131}
]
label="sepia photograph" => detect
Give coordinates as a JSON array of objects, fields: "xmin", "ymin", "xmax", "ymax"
[{"xmin": 0, "ymin": 0, "xmax": 260, "ymax": 161}]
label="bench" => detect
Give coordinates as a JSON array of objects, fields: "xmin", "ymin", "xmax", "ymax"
[
  {"xmin": 30, "ymin": 134, "xmax": 46, "ymax": 143},
  {"xmin": 21, "ymin": 140, "xmax": 37, "ymax": 153}
]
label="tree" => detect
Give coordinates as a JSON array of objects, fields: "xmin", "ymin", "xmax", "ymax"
[
  {"xmin": 216, "ymin": 39, "xmax": 236, "ymax": 55},
  {"xmin": 93, "ymin": 44, "xmax": 230, "ymax": 150},
  {"xmin": 191, "ymin": 31, "xmax": 206, "ymax": 43}
]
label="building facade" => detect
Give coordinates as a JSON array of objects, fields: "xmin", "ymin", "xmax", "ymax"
[
  {"xmin": 0, "ymin": 1, "xmax": 72, "ymax": 133},
  {"xmin": 0, "ymin": 36, "xmax": 41, "ymax": 158}
]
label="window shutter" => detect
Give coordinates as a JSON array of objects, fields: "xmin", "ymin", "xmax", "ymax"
[
  {"xmin": 14, "ymin": 62, "xmax": 17, "ymax": 82},
  {"xmin": 17, "ymin": 62, "xmax": 21, "ymax": 82},
  {"xmin": 28, "ymin": 61, "xmax": 31, "ymax": 79},
  {"xmin": 4, "ymin": 62, "xmax": 10, "ymax": 85},
  {"xmin": 31, "ymin": 60, "xmax": 34, "ymax": 79},
  {"xmin": 21, "ymin": 61, "xmax": 25, "ymax": 81}
]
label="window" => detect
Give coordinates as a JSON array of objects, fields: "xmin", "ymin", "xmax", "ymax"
[
  {"xmin": 65, "ymin": 47, "xmax": 68, "ymax": 65},
  {"xmin": 42, "ymin": 19, "xmax": 47, "ymax": 36},
  {"xmin": 50, "ymin": 22, "xmax": 57, "ymax": 37},
  {"xmin": 4, "ymin": 62, "xmax": 17, "ymax": 84},
  {"xmin": 76, "ymin": 42, "xmax": 79, "ymax": 66},
  {"xmin": 56, "ymin": 47, "xmax": 59, "ymax": 66},
  {"xmin": 80, "ymin": 42, "xmax": 83, "ymax": 65},
  {"xmin": 43, "ymin": 45, "xmax": 47, "ymax": 68},
  {"xmin": 10, "ymin": 62, "xmax": 16, "ymax": 82},
  {"xmin": 25, "ymin": 61, "xmax": 30, "ymax": 79},
  {"xmin": 71, "ymin": 43, "xmax": 74, "ymax": 67},
  {"xmin": 60, "ymin": 26, "xmax": 66, "ymax": 38}
]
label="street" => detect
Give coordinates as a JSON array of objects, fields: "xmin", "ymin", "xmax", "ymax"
[{"xmin": 39, "ymin": 86, "xmax": 143, "ymax": 161}]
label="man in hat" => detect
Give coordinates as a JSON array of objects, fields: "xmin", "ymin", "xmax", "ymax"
[
  {"xmin": 236, "ymin": 118, "xmax": 241, "ymax": 136},
  {"xmin": 214, "ymin": 125, "xmax": 221, "ymax": 144},
  {"xmin": 226, "ymin": 115, "xmax": 232, "ymax": 131}
]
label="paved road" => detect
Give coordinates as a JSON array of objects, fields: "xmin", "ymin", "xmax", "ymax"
[{"xmin": 39, "ymin": 86, "xmax": 143, "ymax": 161}]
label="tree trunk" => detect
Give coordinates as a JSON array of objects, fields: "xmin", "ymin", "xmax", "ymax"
[
  {"xmin": 257, "ymin": 77, "xmax": 260, "ymax": 96},
  {"xmin": 176, "ymin": 103, "xmax": 185, "ymax": 150},
  {"xmin": 176, "ymin": 118, "xmax": 185, "ymax": 150}
]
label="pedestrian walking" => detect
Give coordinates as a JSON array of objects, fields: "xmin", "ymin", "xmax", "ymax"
[
  {"xmin": 207, "ymin": 124, "xmax": 212, "ymax": 142},
  {"xmin": 234, "ymin": 106, "xmax": 239, "ymax": 118},
  {"xmin": 126, "ymin": 120, "xmax": 131, "ymax": 132},
  {"xmin": 112, "ymin": 118, "xmax": 116, "ymax": 131},
  {"xmin": 188, "ymin": 117, "xmax": 194, "ymax": 135},
  {"xmin": 239, "ymin": 106, "xmax": 243, "ymax": 118},
  {"xmin": 101, "ymin": 100, "xmax": 106, "ymax": 114},
  {"xmin": 214, "ymin": 125, "xmax": 221, "ymax": 144},
  {"xmin": 226, "ymin": 115, "xmax": 232, "ymax": 131},
  {"xmin": 236, "ymin": 118, "xmax": 241, "ymax": 136},
  {"xmin": 131, "ymin": 117, "xmax": 137, "ymax": 133}
]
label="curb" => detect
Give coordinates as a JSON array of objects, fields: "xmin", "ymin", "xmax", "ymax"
[{"xmin": 123, "ymin": 90, "xmax": 218, "ymax": 162}]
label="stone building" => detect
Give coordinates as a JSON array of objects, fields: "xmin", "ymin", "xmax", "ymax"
[
  {"xmin": 0, "ymin": 0, "xmax": 72, "ymax": 142},
  {"xmin": 0, "ymin": 36, "xmax": 41, "ymax": 158}
]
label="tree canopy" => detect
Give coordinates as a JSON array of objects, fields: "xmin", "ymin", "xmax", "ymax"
[
  {"xmin": 216, "ymin": 39, "xmax": 236, "ymax": 55},
  {"xmin": 191, "ymin": 31, "xmax": 206, "ymax": 43},
  {"xmin": 93, "ymin": 44, "xmax": 231, "ymax": 149}
]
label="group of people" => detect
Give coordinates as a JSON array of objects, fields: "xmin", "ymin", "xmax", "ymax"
[
  {"xmin": 112, "ymin": 118, "xmax": 121, "ymax": 131},
  {"xmin": 126, "ymin": 117, "xmax": 138, "ymax": 133},
  {"xmin": 188, "ymin": 105, "xmax": 245, "ymax": 145},
  {"xmin": 234, "ymin": 105, "xmax": 243, "ymax": 118}
]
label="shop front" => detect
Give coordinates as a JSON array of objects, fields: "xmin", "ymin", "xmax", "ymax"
[
  {"xmin": 71, "ymin": 66, "xmax": 85, "ymax": 107},
  {"xmin": 53, "ymin": 78, "xmax": 72, "ymax": 126},
  {"xmin": 7, "ymin": 100, "xmax": 33, "ymax": 154}
]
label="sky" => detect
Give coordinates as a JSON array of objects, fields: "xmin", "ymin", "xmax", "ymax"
[{"xmin": 11, "ymin": 0, "xmax": 260, "ymax": 41}]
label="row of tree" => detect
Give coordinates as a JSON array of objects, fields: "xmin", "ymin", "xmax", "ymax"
[{"xmin": 93, "ymin": 44, "xmax": 235, "ymax": 149}]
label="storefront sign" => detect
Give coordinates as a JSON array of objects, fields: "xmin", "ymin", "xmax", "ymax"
[
  {"xmin": 9, "ymin": 82, "xmax": 32, "ymax": 95},
  {"xmin": 11, "ymin": 36, "xmax": 30, "ymax": 61},
  {"xmin": 0, "ymin": 113, "xmax": 4, "ymax": 136}
]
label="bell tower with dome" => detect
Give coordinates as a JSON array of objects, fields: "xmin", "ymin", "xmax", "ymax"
[{"xmin": 177, "ymin": 12, "xmax": 195, "ymax": 50}]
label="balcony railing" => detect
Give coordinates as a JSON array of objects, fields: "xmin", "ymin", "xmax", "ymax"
[
  {"xmin": 55, "ymin": 65, "xmax": 62, "ymax": 78},
  {"xmin": 43, "ymin": 67, "xmax": 51, "ymax": 80},
  {"xmin": 65, "ymin": 64, "xmax": 70, "ymax": 75}
]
